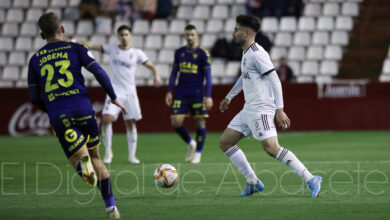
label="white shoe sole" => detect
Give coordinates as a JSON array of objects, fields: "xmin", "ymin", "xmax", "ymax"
[{"xmin": 80, "ymin": 155, "xmax": 97, "ymax": 187}]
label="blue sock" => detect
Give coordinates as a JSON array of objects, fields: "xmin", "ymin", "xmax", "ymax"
[
  {"xmin": 196, "ymin": 128, "xmax": 206, "ymax": 152},
  {"xmin": 76, "ymin": 161, "xmax": 82, "ymax": 177},
  {"xmin": 174, "ymin": 125, "xmax": 192, "ymax": 144},
  {"xmin": 97, "ymin": 177, "xmax": 116, "ymax": 208}
]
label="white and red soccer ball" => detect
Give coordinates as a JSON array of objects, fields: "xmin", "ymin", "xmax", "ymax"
[{"xmin": 153, "ymin": 164, "xmax": 178, "ymax": 187}]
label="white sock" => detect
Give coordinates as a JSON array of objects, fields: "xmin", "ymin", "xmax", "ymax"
[
  {"xmin": 126, "ymin": 126, "xmax": 137, "ymax": 159},
  {"xmin": 102, "ymin": 123, "xmax": 112, "ymax": 155},
  {"xmin": 225, "ymin": 145, "xmax": 258, "ymax": 185},
  {"xmin": 276, "ymin": 147, "xmax": 314, "ymax": 183}
]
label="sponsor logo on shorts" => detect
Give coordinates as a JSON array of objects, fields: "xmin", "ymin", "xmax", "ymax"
[
  {"xmin": 65, "ymin": 129, "xmax": 78, "ymax": 142},
  {"xmin": 68, "ymin": 135, "xmax": 85, "ymax": 152}
]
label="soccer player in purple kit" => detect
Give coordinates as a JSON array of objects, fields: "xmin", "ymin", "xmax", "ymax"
[
  {"xmin": 165, "ymin": 24, "xmax": 213, "ymax": 164},
  {"xmin": 28, "ymin": 13, "xmax": 125, "ymax": 218}
]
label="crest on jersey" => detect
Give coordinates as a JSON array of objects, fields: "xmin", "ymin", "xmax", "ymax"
[
  {"xmin": 193, "ymin": 53, "xmax": 198, "ymax": 59},
  {"xmin": 129, "ymin": 54, "xmax": 133, "ymax": 59},
  {"xmin": 243, "ymin": 58, "xmax": 246, "ymax": 67},
  {"xmin": 181, "ymin": 52, "xmax": 185, "ymax": 57}
]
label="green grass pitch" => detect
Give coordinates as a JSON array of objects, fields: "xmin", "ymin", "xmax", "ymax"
[{"xmin": 1, "ymin": 131, "xmax": 390, "ymax": 220}]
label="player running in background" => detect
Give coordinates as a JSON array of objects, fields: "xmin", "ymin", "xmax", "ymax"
[
  {"xmin": 28, "ymin": 12, "xmax": 126, "ymax": 218},
  {"xmin": 78, "ymin": 25, "xmax": 161, "ymax": 164},
  {"xmin": 165, "ymin": 24, "xmax": 213, "ymax": 164},
  {"xmin": 219, "ymin": 15, "xmax": 322, "ymax": 197}
]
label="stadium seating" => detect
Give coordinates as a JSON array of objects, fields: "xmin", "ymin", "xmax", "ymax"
[
  {"xmin": 31, "ymin": 0, "xmax": 49, "ymax": 7},
  {"xmin": 158, "ymin": 49, "xmax": 175, "ymax": 64},
  {"xmin": 0, "ymin": 0, "xmax": 364, "ymax": 87}
]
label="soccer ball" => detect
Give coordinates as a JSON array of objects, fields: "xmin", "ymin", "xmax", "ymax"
[{"xmin": 153, "ymin": 164, "xmax": 178, "ymax": 187}]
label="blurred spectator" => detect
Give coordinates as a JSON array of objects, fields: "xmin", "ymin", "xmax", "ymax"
[
  {"xmin": 79, "ymin": 0, "xmax": 100, "ymax": 19},
  {"xmin": 255, "ymin": 31, "xmax": 272, "ymax": 53},
  {"xmin": 115, "ymin": 0, "xmax": 132, "ymax": 19},
  {"xmin": 262, "ymin": 0, "xmax": 283, "ymax": 20},
  {"xmin": 155, "ymin": 0, "xmax": 173, "ymax": 19},
  {"xmin": 227, "ymin": 40, "xmax": 242, "ymax": 61},
  {"xmin": 211, "ymin": 34, "xmax": 230, "ymax": 59},
  {"xmin": 100, "ymin": 0, "xmax": 118, "ymax": 17},
  {"xmin": 246, "ymin": 0, "xmax": 262, "ymax": 18},
  {"xmin": 277, "ymin": 57, "xmax": 294, "ymax": 82},
  {"xmin": 291, "ymin": 0, "xmax": 304, "ymax": 19},
  {"xmin": 132, "ymin": 0, "xmax": 157, "ymax": 21}
]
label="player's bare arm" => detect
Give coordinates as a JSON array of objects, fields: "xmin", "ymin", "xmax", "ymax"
[
  {"xmin": 165, "ymin": 92, "xmax": 173, "ymax": 107},
  {"xmin": 112, "ymin": 99, "xmax": 128, "ymax": 114},
  {"xmin": 219, "ymin": 98, "xmax": 231, "ymax": 113},
  {"xmin": 79, "ymin": 41, "xmax": 103, "ymax": 52},
  {"xmin": 276, "ymin": 108, "xmax": 291, "ymax": 130},
  {"xmin": 204, "ymin": 97, "xmax": 213, "ymax": 110},
  {"xmin": 144, "ymin": 60, "xmax": 161, "ymax": 87}
]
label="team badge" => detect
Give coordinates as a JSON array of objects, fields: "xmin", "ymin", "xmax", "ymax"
[{"xmin": 193, "ymin": 53, "xmax": 198, "ymax": 59}]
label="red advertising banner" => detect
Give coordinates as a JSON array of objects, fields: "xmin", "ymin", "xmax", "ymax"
[{"xmin": 2, "ymin": 83, "xmax": 390, "ymax": 136}]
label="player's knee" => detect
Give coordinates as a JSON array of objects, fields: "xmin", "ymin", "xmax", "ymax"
[
  {"xmin": 125, "ymin": 120, "xmax": 136, "ymax": 130},
  {"xmin": 261, "ymin": 140, "xmax": 279, "ymax": 157},
  {"xmin": 88, "ymin": 147, "xmax": 100, "ymax": 159},
  {"xmin": 102, "ymin": 115, "xmax": 113, "ymax": 125},
  {"xmin": 219, "ymin": 137, "xmax": 232, "ymax": 152},
  {"xmin": 171, "ymin": 120, "xmax": 182, "ymax": 128},
  {"xmin": 194, "ymin": 117, "xmax": 205, "ymax": 129}
]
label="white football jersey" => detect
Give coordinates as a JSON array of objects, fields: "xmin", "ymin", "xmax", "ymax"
[
  {"xmin": 240, "ymin": 43, "xmax": 283, "ymax": 113},
  {"xmin": 102, "ymin": 44, "xmax": 148, "ymax": 94}
]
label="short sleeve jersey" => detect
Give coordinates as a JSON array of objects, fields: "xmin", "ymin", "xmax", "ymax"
[{"xmin": 102, "ymin": 45, "xmax": 148, "ymax": 94}]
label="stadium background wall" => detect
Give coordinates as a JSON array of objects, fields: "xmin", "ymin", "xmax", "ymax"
[{"xmin": 2, "ymin": 82, "xmax": 390, "ymax": 136}]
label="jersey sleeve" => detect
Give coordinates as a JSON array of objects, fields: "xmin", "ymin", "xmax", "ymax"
[
  {"xmin": 200, "ymin": 48, "xmax": 212, "ymax": 97},
  {"xmin": 173, "ymin": 49, "xmax": 180, "ymax": 67},
  {"xmin": 77, "ymin": 43, "xmax": 97, "ymax": 69},
  {"xmin": 136, "ymin": 49, "xmax": 149, "ymax": 64},
  {"xmin": 200, "ymin": 47, "xmax": 211, "ymax": 69},
  {"xmin": 226, "ymin": 75, "xmax": 243, "ymax": 100},
  {"xmin": 251, "ymin": 52, "xmax": 275, "ymax": 75},
  {"xmin": 167, "ymin": 49, "xmax": 180, "ymax": 92},
  {"xmin": 27, "ymin": 59, "xmax": 47, "ymax": 112}
]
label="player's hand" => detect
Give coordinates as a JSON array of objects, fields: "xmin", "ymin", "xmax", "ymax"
[
  {"xmin": 154, "ymin": 76, "xmax": 161, "ymax": 88},
  {"xmin": 276, "ymin": 109, "xmax": 291, "ymax": 130},
  {"xmin": 219, "ymin": 98, "xmax": 230, "ymax": 113},
  {"xmin": 112, "ymin": 99, "xmax": 128, "ymax": 114},
  {"xmin": 165, "ymin": 92, "xmax": 172, "ymax": 107},
  {"xmin": 204, "ymin": 97, "xmax": 213, "ymax": 110}
]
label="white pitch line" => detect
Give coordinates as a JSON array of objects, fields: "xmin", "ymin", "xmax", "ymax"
[{"xmin": 128, "ymin": 160, "xmax": 390, "ymax": 166}]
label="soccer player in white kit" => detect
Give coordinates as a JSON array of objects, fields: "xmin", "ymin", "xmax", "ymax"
[
  {"xmin": 219, "ymin": 15, "xmax": 322, "ymax": 197},
  {"xmin": 79, "ymin": 25, "xmax": 161, "ymax": 164}
]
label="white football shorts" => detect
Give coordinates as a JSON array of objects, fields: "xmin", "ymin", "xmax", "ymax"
[
  {"xmin": 227, "ymin": 109, "xmax": 277, "ymax": 141},
  {"xmin": 102, "ymin": 92, "xmax": 142, "ymax": 121}
]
